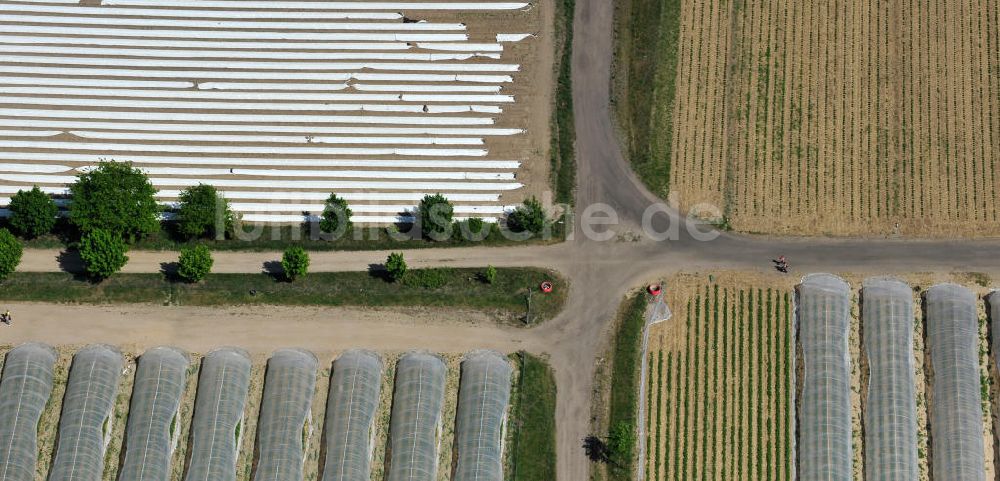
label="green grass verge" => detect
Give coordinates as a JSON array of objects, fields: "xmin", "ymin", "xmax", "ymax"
[
  {"xmin": 550, "ymin": 0, "xmax": 576, "ymax": 205},
  {"xmin": 613, "ymin": 0, "xmax": 682, "ymax": 198},
  {"xmin": 605, "ymin": 293, "xmax": 646, "ymax": 480},
  {"xmin": 0, "ymin": 268, "xmax": 567, "ymax": 324},
  {"xmin": 507, "ymin": 352, "xmax": 557, "ymax": 481},
  {"xmin": 9, "ymin": 220, "xmax": 567, "ymax": 252}
]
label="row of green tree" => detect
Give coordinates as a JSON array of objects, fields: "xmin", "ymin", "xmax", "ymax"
[
  {"xmin": 7, "ymin": 162, "xmax": 551, "ymax": 242},
  {"xmin": 0, "ymin": 162, "xmax": 548, "ymax": 280}
]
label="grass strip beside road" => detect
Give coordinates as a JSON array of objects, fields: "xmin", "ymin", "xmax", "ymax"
[
  {"xmin": 613, "ymin": 0, "xmax": 682, "ymax": 198},
  {"xmin": 602, "ymin": 293, "xmax": 647, "ymax": 480},
  {"xmin": 550, "ymin": 0, "xmax": 577, "ymax": 206},
  {"xmin": 0, "ymin": 268, "xmax": 567, "ymax": 324},
  {"xmin": 507, "ymin": 352, "xmax": 557, "ymax": 481}
]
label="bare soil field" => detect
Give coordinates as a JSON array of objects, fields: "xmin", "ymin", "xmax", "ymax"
[
  {"xmin": 0, "ymin": 0, "xmax": 555, "ymax": 223},
  {"xmin": 645, "ymin": 270, "xmax": 998, "ymax": 480},
  {"xmin": 619, "ymin": 0, "xmax": 1000, "ymax": 237}
]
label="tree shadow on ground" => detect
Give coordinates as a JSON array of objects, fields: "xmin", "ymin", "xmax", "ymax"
[
  {"xmin": 367, "ymin": 263, "xmax": 392, "ymax": 282},
  {"xmin": 262, "ymin": 260, "xmax": 285, "ymax": 282},
  {"xmin": 160, "ymin": 261, "xmax": 181, "ymax": 283},
  {"xmin": 55, "ymin": 250, "xmax": 91, "ymax": 281}
]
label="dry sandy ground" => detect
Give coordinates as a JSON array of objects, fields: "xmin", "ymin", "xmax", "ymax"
[{"xmin": 0, "ymin": 303, "xmax": 528, "ymax": 354}]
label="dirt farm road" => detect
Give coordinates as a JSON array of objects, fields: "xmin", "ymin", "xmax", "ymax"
[{"xmin": 6, "ymin": 1, "xmax": 1000, "ymax": 481}]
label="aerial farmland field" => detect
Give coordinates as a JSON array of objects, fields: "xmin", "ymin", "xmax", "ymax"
[
  {"xmin": 616, "ymin": 0, "xmax": 1000, "ymax": 237},
  {"xmin": 642, "ymin": 271, "xmax": 1000, "ymax": 480},
  {"xmin": 0, "ymin": 344, "xmax": 550, "ymax": 481},
  {"xmin": 0, "ymin": 0, "xmax": 554, "ymax": 224}
]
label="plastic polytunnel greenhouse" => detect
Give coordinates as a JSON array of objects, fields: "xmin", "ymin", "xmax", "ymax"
[
  {"xmin": 989, "ymin": 291, "xmax": 1000, "ymax": 371},
  {"xmin": 252, "ymin": 349, "xmax": 319, "ymax": 481},
  {"xmin": 386, "ymin": 352, "xmax": 447, "ymax": 481},
  {"xmin": 861, "ymin": 278, "xmax": 918, "ymax": 481},
  {"xmin": 184, "ymin": 348, "xmax": 252, "ymax": 481},
  {"xmin": 119, "ymin": 347, "xmax": 190, "ymax": 481},
  {"xmin": 322, "ymin": 350, "xmax": 383, "ymax": 481},
  {"xmin": 453, "ymin": 351, "xmax": 512, "ymax": 481},
  {"xmin": 925, "ymin": 284, "xmax": 984, "ymax": 481},
  {"xmin": 0, "ymin": 343, "xmax": 58, "ymax": 481},
  {"xmin": 48, "ymin": 345, "xmax": 124, "ymax": 481},
  {"xmin": 796, "ymin": 274, "xmax": 852, "ymax": 481}
]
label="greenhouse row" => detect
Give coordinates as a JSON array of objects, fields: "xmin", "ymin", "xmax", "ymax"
[
  {"xmin": 796, "ymin": 274, "xmax": 853, "ymax": 481},
  {"xmin": 925, "ymin": 284, "xmax": 984, "ymax": 481},
  {"xmin": 0, "ymin": 343, "xmax": 58, "ymax": 481},
  {"xmin": 0, "ymin": 346, "xmax": 514, "ymax": 481},
  {"xmin": 48, "ymin": 344, "xmax": 125, "ymax": 481},
  {"xmin": 796, "ymin": 277, "xmax": 996, "ymax": 480},
  {"xmin": 861, "ymin": 278, "xmax": 918, "ymax": 480}
]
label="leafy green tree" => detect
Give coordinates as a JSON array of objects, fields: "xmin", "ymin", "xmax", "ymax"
[
  {"xmin": 0, "ymin": 228, "xmax": 23, "ymax": 280},
  {"xmin": 606, "ymin": 421, "xmax": 636, "ymax": 464},
  {"xmin": 8, "ymin": 186, "xmax": 58, "ymax": 238},
  {"xmin": 78, "ymin": 229, "xmax": 129, "ymax": 280},
  {"xmin": 455, "ymin": 217, "xmax": 491, "ymax": 241},
  {"xmin": 417, "ymin": 193, "xmax": 454, "ymax": 240},
  {"xmin": 483, "ymin": 265, "xmax": 497, "ymax": 284},
  {"xmin": 385, "ymin": 252, "xmax": 407, "ymax": 282},
  {"xmin": 320, "ymin": 193, "xmax": 353, "ymax": 234},
  {"xmin": 177, "ymin": 244, "xmax": 213, "ymax": 283},
  {"xmin": 281, "ymin": 246, "xmax": 309, "ymax": 281},
  {"xmin": 176, "ymin": 184, "xmax": 234, "ymax": 240},
  {"xmin": 507, "ymin": 196, "xmax": 547, "ymax": 234},
  {"xmin": 69, "ymin": 161, "xmax": 159, "ymax": 243}
]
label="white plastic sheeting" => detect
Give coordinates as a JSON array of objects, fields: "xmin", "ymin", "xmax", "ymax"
[
  {"xmin": 0, "ymin": 56, "xmax": 518, "ymax": 72},
  {"xmin": 0, "ymin": 0, "xmax": 533, "ymax": 224},
  {"xmin": 0, "ymin": 76, "xmax": 194, "ymax": 88},
  {"xmin": 0, "ymin": 15, "xmax": 466, "ymax": 31},
  {"xmin": 0, "ymin": 67, "xmax": 512, "ymax": 83},
  {"xmin": 68, "ymin": 132, "xmax": 486, "ymax": 146},
  {"xmin": 418, "ymin": 42, "xmax": 503, "ymax": 52},
  {"xmin": 226, "ymin": 203, "xmax": 509, "ymax": 214},
  {"xmin": 0, "ymin": 25, "xmax": 470, "ymax": 41},
  {"xmin": 0, "ymin": 4, "xmax": 403, "ymax": 19},
  {"xmin": 0, "ymin": 87, "xmax": 514, "ymax": 103},
  {"xmin": 0, "ymin": 109, "xmax": 497, "ymax": 125},
  {"xmin": 1, "ymin": 98, "xmax": 503, "ymax": 114},
  {"xmin": 0, "ymin": 141, "xmax": 488, "ymax": 157},
  {"xmin": 0, "ymin": 47, "xmax": 501, "ymax": 61},
  {"xmin": 496, "ymin": 33, "xmax": 533, "ymax": 42},
  {"xmin": 0, "ymin": 35, "xmax": 412, "ymax": 50},
  {"xmin": 240, "ymin": 214, "xmax": 497, "ymax": 223},
  {"xmin": 0, "ymin": 163, "xmax": 69, "ymax": 173},
  {"xmin": 102, "ymin": 1, "xmax": 531, "ymax": 10},
  {"xmin": 0, "ymin": 130, "xmax": 60, "ymax": 138},
  {"xmin": 0, "ymin": 120, "xmax": 520, "ymax": 136},
  {"xmin": 0, "ymin": 173, "xmax": 523, "ymax": 191},
  {"xmin": 0, "ymin": 152, "xmax": 521, "ymax": 169}
]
